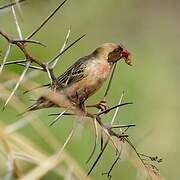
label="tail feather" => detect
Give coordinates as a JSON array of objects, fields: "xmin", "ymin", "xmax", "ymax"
[
  {"xmin": 17, "ymin": 97, "xmax": 53, "ymax": 117},
  {"xmin": 27, "ymin": 97, "xmax": 49, "ymax": 111}
]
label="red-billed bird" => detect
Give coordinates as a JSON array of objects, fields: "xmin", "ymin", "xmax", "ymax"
[{"xmin": 27, "ymin": 43, "xmax": 132, "ymax": 112}]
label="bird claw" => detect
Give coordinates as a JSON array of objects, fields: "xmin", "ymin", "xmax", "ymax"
[
  {"xmin": 86, "ymin": 100, "xmax": 109, "ymax": 112},
  {"xmin": 96, "ymin": 100, "xmax": 109, "ymax": 112}
]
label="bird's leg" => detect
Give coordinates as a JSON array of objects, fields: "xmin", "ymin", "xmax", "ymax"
[
  {"xmin": 75, "ymin": 91, "xmax": 80, "ymax": 105},
  {"xmin": 75, "ymin": 91, "xmax": 87, "ymax": 113},
  {"xmin": 74, "ymin": 89, "xmax": 90, "ymax": 113},
  {"xmin": 86, "ymin": 100, "xmax": 109, "ymax": 112}
]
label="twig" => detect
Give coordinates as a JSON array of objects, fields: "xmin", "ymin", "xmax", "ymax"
[
  {"xmin": 0, "ymin": 30, "xmax": 12, "ymax": 42},
  {"xmin": 12, "ymin": 39, "xmax": 46, "ymax": 47},
  {"xmin": 57, "ymin": 121, "xmax": 78, "ymax": 157},
  {"xmin": 100, "ymin": 126, "xmax": 122, "ymax": 153},
  {"xmin": 87, "ymin": 93, "xmax": 127, "ymax": 175},
  {"xmin": 0, "ymin": 6, "xmax": 21, "ymax": 74},
  {"xmin": 87, "ymin": 138, "xmax": 109, "ymax": 176},
  {"xmin": 111, "ymin": 91, "xmax": 124, "ymax": 125},
  {"xmin": 100, "ymin": 129, "xmax": 104, "ymax": 151},
  {"xmin": 125, "ymin": 137, "xmax": 162, "ymax": 179},
  {"xmin": 123, "ymin": 137, "xmax": 161, "ymax": 178},
  {"xmin": 86, "ymin": 117, "xmax": 99, "ymax": 163},
  {"xmin": 48, "ymin": 112, "xmax": 73, "ymax": 116},
  {"xmin": 139, "ymin": 153, "xmax": 162, "ymax": 163},
  {"xmin": 49, "ymin": 34, "xmax": 86, "ymax": 65},
  {"xmin": 49, "ymin": 109, "xmax": 69, "ymax": 127},
  {"xmin": 0, "ymin": 30, "xmax": 46, "ymax": 68},
  {"xmin": 14, "ymin": 63, "xmax": 44, "ymax": 71},
  {"xmin": 0, "ymin": 0, "xmax": 26, "ymax": 10},
  {"xmin": 98, "ymin": 102, "xmax": 133, "ymax": 116},
  {"xmin": 104, "ymin": 62, "xmax": 117, "ymax": 98},
  {"xmin": 0, "ymin": 59, "xmax": 26, "ymax": 66},
  {"xmin": 89, "ymin": 64, "xmax": 119, "ymax": 162},
  {"xmin": 26, "ymin": 0, "xmax": 68, "ymax": 39},
  {"xmin": 0, "ymin": 2, "xmax": 86, "ymax": 107},
  {"xmin": 49, "ymin": 26, "xmax": 71, "ymax": 68},
  {"xmin": 108, "ymin": 124, "xmax": 135, "ymax": 129},
  {"xmin": 23, "ymin": 84, "xmax": 49, "ymax": 94},
  {"xmin": 11, "ymin": 5, "xmax": 23, "ymax": 39},
  {"xmin": 15, "ymin": 0, "xmax": 24, "ymax": 19},
  {"xmin": 45, "ymin": 66, "xmax": 54, "ymax": 85},
  {"xmin": 0, "ymin": 29, "xmax": 47, "ymax": 107},
  {"xmin": 102, "ymin": 153, "xmax": 121, "ymax": 180},
  {"xmin": 0, "ymin": 59, "xmax": 42, "ymax": 71}
]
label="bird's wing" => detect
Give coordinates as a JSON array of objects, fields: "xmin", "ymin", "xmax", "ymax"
[
  {"xmin": 56, "ymin": 55, "xmax": 91, "ymax": 88},
  {"xmin": 25, "ymin": 55, "xmax": 92, "ymax": 92}
]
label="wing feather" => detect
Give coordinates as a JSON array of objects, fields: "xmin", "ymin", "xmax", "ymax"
[
  {"xmin": 56, "ymin": 55, "xmax": 91, "ymax": 88},
  {"xmin": 32, "ymin": 55, "xmax": 93, "ymax": 91}
]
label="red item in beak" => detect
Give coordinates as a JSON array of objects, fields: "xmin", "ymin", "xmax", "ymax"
[
  {"xmin": 121, "ymin": 49, "xmax": 129, "ymax": 59},
  {"xmin": 122, "ymin": 49, "xmax": 132, "ymax": 66}
]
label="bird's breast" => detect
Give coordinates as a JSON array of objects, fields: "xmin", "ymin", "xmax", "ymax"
[
  {"xmin": 87, "ymin": 60, "xmax": 111, "ymax": 83},
  {"xmin": 63, "ymin": 60, "xmax": 111, "ymax": 103},
  {"xmin": 79, "ymin": 60, "xmax": 111, "ymax": 97}
]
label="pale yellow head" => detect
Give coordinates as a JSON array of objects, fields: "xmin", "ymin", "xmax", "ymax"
[{"xmin": 93, "ymin": 43, "xmax": 132, "ymax": 65}]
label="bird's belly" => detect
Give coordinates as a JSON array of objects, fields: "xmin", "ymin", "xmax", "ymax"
[{"xmin": 64, "ymin": 62, "xmax": 111, "ymax": 102}]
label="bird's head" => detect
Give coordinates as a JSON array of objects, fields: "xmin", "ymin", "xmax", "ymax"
[{"xmin": 94, "ymin": 43, "xmax": 132, "ymax": 66}]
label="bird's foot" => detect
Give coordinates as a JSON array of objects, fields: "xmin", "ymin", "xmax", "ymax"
[
  {"xmin": 97, "ymin": 100, "xmax": 109, "ymax": 112},
  {"xmin": 87, "ymin": 100, "xmax": 109, "ymax": 112}
]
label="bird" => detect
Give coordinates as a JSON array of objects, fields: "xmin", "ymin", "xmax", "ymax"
[{"xmin": 26, "ymin": 43, "xmax": 132, "ymax": 113}]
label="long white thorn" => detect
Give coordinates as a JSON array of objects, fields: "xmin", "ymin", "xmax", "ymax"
[
  {"xmin": 4, "ymin": 61, "xmax": 30, "ymax": 108},
  {"xmin": 56, "ymin": 122, "xmax": 78, "ymax": 157},
  {"xmin": 111, "ymin": 92, "xmax": 124, "ymax": 133},
  {"xmin": 49, "ymin": 26, "xmax": 71, "ymax": 68},
  {"xmin": 12, "ymin": 5, "xmax": 23, "ymax": 39},
  {"xmin": 49, "ymin": 109, "xmax": 68, "ymax": 126},
  {"xmin": 0, "ymin": 44, "xmax": 11, "ymax": 73},
  {"xmin": 86, "ymin": 118, "xmax": 99, "ymax": 163},
  {"xmin": 45, "ymin": 66, "xmax": 53, "ymax": 85}
]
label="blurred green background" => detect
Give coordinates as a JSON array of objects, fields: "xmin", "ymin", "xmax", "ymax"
[{"xmin": 0, "ymin": 0, "xmax": 180, "ymax": 179}]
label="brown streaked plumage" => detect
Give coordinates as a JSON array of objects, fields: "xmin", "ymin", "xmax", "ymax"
[{"xmin": 27, "ymin": 43, "xmax": 132, "ymax": 111}]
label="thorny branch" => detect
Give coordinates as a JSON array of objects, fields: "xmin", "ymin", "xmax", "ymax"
[
  {"xmin": 26, "ymin": 0, "xmax": 68, "ymax": 40},
  {"xmin": 85, "ymin": 63, "xmax": 118, "ymax": 164},
  {"xmin": 0, "ymin": 0, "xmax": 26, "ymax": 10},
  {"xmin": 102, "ymin": 153, "xmax": 121, "ymax": 180},
  {"xmin": 86, "ymin": 66, "xmax": 162, "ymax": 178},
  {"xmin": 0, "ymin": 1, "xmax": 162, "ymax": 179},
  {"xmin": 0, "ymin": 0, "xmax": 86, "ymax": 108}
]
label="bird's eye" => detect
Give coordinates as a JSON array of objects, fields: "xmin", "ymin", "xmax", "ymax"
[
  {"xmin": 118, "ymin": 46, "xmax": 123, "ymax": 51},
  {"xmin": 108, "ymin": 48, "xmax": 123, "ymax": 63},
  {"xmin": 113, "ymin": 48, "xmax": 120, "ymax": 53}
]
